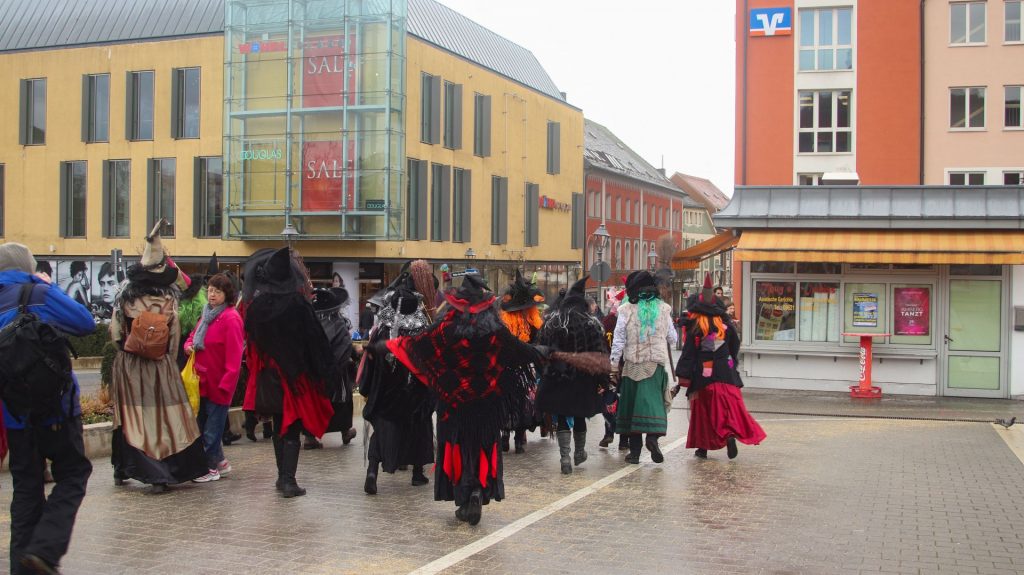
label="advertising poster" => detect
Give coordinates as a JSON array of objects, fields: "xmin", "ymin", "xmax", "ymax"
[
  {"xmin": 754, "ymin": 281, "xmax": 797, "ymax": 340},
  {"xmin": 894, "ymin": 287, "xmax": 930, "ymax": 336},
  {"xmin": 35, "ymin": 258, "xmax": 131, "ymax": 324},
  {"xmin": 852, "ymin": 293, "xmax": 879, "ymax": 327},
  {"xmin": 301, "ymin": 140, "xmax": 356, "ymax": 211},
  {"xmin": 302, "ymin": 34, "xmax": 357, "ymax": 108}
]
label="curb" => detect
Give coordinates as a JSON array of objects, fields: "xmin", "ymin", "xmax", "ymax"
[{"xmin": 73, "ymin": 356, "xmax": 103, "ymax": 370}]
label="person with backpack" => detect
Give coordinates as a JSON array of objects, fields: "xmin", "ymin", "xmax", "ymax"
[
  {"xmin": 109, "ymin": 221, "xmax": 208, "ymax": 493},
  {"xmin": 0, "ymin": 242, "xmax": 95, "ymax": 575}
]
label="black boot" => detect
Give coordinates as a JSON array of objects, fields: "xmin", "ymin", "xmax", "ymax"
[
  {"xmin": 727, "ymin": 437, "xmax": 738, "ymax": 460},
  {"xmin": 599, "ymin": 433, "xmax": 613, "ymax": 448},
  {"xmin": 625, "ymin": 435, "xmax": 642, "ymax": 464},
  {"xmin": 303, "ymin": 434, "xmax": 323, "ymax": 450},
  {"xmin": 573, "ymin": 430, "xmax": 588, "ymax": 466},
  {"xmin": 364, "ymin": 458, "xmax": 379, "ymax": 495},
  {"xmin": 646, "ymin": 435, "xmax": 664, "ymax": 464},
  {"xmin": 411, "ymin": 465, "xmax": 429, "ymax": 486},
  {"xmin": 695, "ymin": 448, "xmax": 708, "ymax": 459},
  {"xmin": 514, "ymin": 429, "xmax": 526, "ymax": 454},
  {"xmin": 279, "ymin": 438, "xmax": 306, "ymax": 498},
  {"xmin": 466, "ymin": 488, "xmax": 483, "ymax": 526},
  {"xmin": 222, "ymin": 430, "xmax": 242, "ymax": 446},
  {"xmin": 342, "ymin": 427, "xmax": 357, "ymax": 445},
  {"xmin": 500, "ymin": 430, "xmax": 510, "ymax": 453},
  {"xmin": 556, "ymin": 430, "xmax": 573, "ymax": 474},
  {"xmin": 244, "ymin": 411, "xmax": 259, "ymax": 442},
  {"xmin": 618, "ymin": 434, "xmax": 630, "ymax": 451},
  {"xmin": 455, "ymin": 504, "xmax": 469, "ymax": 522},
  {"xmin": 272, "ymin": 435, "xmax": 285, "ymax": 491},
  {"xmin": 262, "ymin": 421, "xmax": 274, "ymax": 439}
]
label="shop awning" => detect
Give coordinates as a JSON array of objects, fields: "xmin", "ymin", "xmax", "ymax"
[
  {"xmin": 671, "ymin": 231, "xmax": 739, "ymax": 270},
  {"xmin": 734, "ymin": 230, "xmax": 1024, "ymax": 264}
]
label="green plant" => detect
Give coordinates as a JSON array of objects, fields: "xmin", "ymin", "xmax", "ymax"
[
  {"xmin": 80, "ymin": 387, "xmax": 113, "ymax": 425},
  {"xmin": 100, "ymin": 341, "xmax": 117, "ymax": 387},
  {"xmin": 68, "ymin": 325, "xmax": 111, "ymax": 357}
]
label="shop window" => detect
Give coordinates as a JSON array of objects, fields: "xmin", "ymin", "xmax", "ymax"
[
  {"xmin": 798, "ymin": 282, "xmax": 839, "ymax": 342},
  {"xmin": 443, "ymin": 81, "xmax": 462, "ymax": 150},
  {"xmin": 950, "ymin": 264, "xmax": 1002, "ymax": 276},
  {"xmin": 19, "ymin": 78, "xmax": 46, "ymax": 145},
  {"xmin": 147, "ymin": 158, "xmax": 176, "ymax": 237},
  {"xmin": 194, "ymin": 157, "xmax": 222, "ymax": 238},
  {"xmin": 492, "ymin": 176, "xmax": 508, "ymax": 245},
  {"xmin": 473, "ymin": 93, "xmax": 491, "ymax": 157},
  {"xmin": 950, "ymin": 87, "xmax": 985, "ymax": 129},
  {"xmin": 798, "ymin": 7, "xmax": 853, "ymax": 71},
  {"xmin": 82, "ymin": 74, "xmax": 109, "ymax": 143},
  {"xmin": 843, "ymin": 282, "xmax": 886, "ymax": 342},
  {"xmin": 103, "ymin": 160, "xmax": 130, "ymax": 238},
  {"xmin": 797, "ymin": 262, "xmax": 841, "ymax": 274},
  {"xmin": 1008, "ymin": 1, "xmax": 1022, "ymax": 42},
  {"xmin": 891, "ymin": 285, "xmax": 932, "ymax": 345},
  {"xmin": 1006, "ymin": 86, "xmax": 1022, "ymax": 128},
  {"xmin": 171, "ymin": 67, "xmax": 200, "ymax": 139},
  {"xmin": 59, "ymin": 161, "xmax": 87, "ymax": 238},
  {"xmin": 754, "ymin": 281, "xmax": 797, "ymax": 341},
  {"xmin": 751, "ymin": 262, "xmax": 795, "ymax": 274},
  {"xmin": 127, "ymin": 71, "xmax": 154, "ymax": 141},
  {"xmin": 951, "ymin": 1, "xmax": 986, "ymax": 44}
]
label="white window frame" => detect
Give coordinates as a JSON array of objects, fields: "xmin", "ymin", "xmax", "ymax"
[
  {"xmin": 798, "ymin": 173, "xmax": 823, "ymax": 185},
  {"xmin": 948, "ymin": 171, "xmax": 986, "ymax": 185},
  {"xmin": 1005, "ymin": 85, "xmax": 1023, "ymax": 129},
  {"xmin": 798, "ymin": 7, "xmax": 854, "ymax": 72},
  {"xmin": 950, "ymin": 1, "xmax": 987, "ymax": 45},
  {"xmin": 950, "ymin": 87, "xmax": 986, "ymax": 130},
  {"xmin": 1006, "ymin": 1, "xmax": 1022, "ymax": 43},
  {"xmin": 798, "ymin": 89, "xmax": 853, "ymax": 154},
  {"xmin": 1003, "ymin": 171, "xmax": 1024, "ymax": 185}
]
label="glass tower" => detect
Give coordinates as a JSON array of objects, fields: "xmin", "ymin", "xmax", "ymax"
[{"xmin": 224, "ymin": 0, "xmax": 407, "ymax": 239}]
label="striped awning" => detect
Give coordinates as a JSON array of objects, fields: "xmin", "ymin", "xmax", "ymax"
[
  {"xmin": 670, "ymin": 231, "xmax": 739, "ymax": 270},
  {"xmin": 734, "ymin": 230, "xmax": 1024, "ymax": 264}
]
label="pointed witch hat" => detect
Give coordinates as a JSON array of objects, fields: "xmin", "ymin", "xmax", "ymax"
[
  {"xmin": 558, "ymin": 274, "xmax": 590, "ymax": 311},
  {"xmin": 699, "ymin": 271, "xmax": 716, "ymax": 306},
  {"xmin": 126, "ymin": 219, "xmax": 179, "ymax": 287},
  {"xmin": 205, "ymin": 253, "xmax": 220, "ymax": 279},
  {"xmin": 501, "ymin": 269, "xmax": 544, "ymax": 311}
]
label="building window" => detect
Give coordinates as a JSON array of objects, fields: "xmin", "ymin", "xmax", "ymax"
[
  {"xmin": 950, "ymin": 87, "xmax": 986, "ymax": 129},
  {"xmin": 407, "ymin": 158, "xmax": 428, "ymax": 240},
  {"xmin": 1008, "ymin": 1, "xmax": 1022, "ymax": 42},
  {"xmin": 614, "ymin": 240, "xmax": 622, "ymax": 270},
  {"xmin": 443, "ymin": 81, "xmax": 463, "ymax": 150},
  {"xmin": 546, "ymin": 121, "xmax": 561, "ymax": 175},
  {"xmin": 473, "ymin": 93, "xmax": 491, "ymax": 157},
  {"xmin": 571, "ymin": 192, "xmax": 584, "ymax": 249},
  {"xmin": 612, "ymin": 196, "xmax": 619, "ymax": 221},
  {"xmin": 624, "ymin": 240, "xmax": 631, "ymax": 270},
  {"xmin": 524, "ymin": 182, "xmax": 539, "ymax": 247},
  {"xmin": 148, "ymin": 159, "xmax": 176, "ymax": 236},
  {"xmin": 59, "ymin": 161, "xmax": 87, "ymax": 238},
  {"xmin": 0, "ymin": 165, "xmax": 4, "ymax": 236},
  {"xmin": 171, "ymin": 67, "xmax": 200, "ymax": 139},
  {"xmin": 103, "ymin": 160, "xmax": 130, "ymax": 238},
  {"xmin": 19, "ymin": 78, "xmax": 46, "ymax": 145},
  {"xmin": 798, "ymin": 7, "xmax": 853, "ymax": 71},
  {"xmin": 430, "ymin": 163, "xmax": 450, "ymax": 241},
  {"xmin": 799, "ymin": 90, "xmax": 852, "ymax": 153},
  {"xmin": 452, "ymin": 168, "xmax": 471, "ymax": 242},
  {"xmin": 492, "ymin": 176, "xmax": 509, "ymax": 245},
  {"xmin": 798, "ymin": 173, "xmax": 823, "ymax": 185},
  {"xmin": 1006, "ymin": 86, "xmax": 1022, "ymax": 128},
  {"xmin": 127, "ymin": 71, "xmax": 154, "ymax": 141},
  {"xmin": 195, "ymin": 157, "xmax": 223, "ymax": 238},
  {"xmin": 421, "ymin": 73, "xmax": 440, "ymax": 145},
  {"xmin": 1004, "ymin": 171, "xmax": 1023, "ymax": 185},
  {"xmin": 82, "ymin": 74, "xmax": 109, "ymax": 143},
  {"xmin": 951, "ymin": 2, "xmax": 986, "ymax": 44},
  {"xmin": 949, "ymin": 171, "xmax": 986, "ymax": 185}
]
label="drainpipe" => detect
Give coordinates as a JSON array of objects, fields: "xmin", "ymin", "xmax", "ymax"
[
  {"xmin": 919, "ymin": 0, "xmax": 926, "ymax": 184},
  {"xmin": 741, "ymin": 0, "xmax": 749, "ymax": 186}
]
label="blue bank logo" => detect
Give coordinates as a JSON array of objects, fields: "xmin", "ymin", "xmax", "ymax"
[{"xmin": 750, "ymin": 8, "xmax": 792, "ymax": 37}]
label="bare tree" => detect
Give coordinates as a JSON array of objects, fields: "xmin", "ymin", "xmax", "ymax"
[{"xmin": 656, "ymin": 234, "xmax": 676, "ymax": 269}]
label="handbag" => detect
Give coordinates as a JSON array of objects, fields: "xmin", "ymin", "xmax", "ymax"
[
  {"xmin": 254, "ymin": 367, "xmax": 284, "ymax": 414},
  {"xmin": 180, "ymin": 354, "xmax": 200, "ymax": 414}
]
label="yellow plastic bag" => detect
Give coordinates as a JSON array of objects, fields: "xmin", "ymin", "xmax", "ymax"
[{"xmin": 181, "ymin": 353, "xmax": 201, "ymax": 414}]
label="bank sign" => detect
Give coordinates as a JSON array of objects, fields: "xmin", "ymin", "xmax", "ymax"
[{"xmin": 749, "ymin": 7, "xmax": 792, "ymax": 36}]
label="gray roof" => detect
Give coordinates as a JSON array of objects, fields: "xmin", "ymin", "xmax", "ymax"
[
  {"xmin": 584, "ymin": 119, "xmax": 698, "ymax": 205},
  {"xmin": 717, "ymin": 186, "xmax": 1024, "ymax": 229},
  {"xmin": 0, "ymin": 0, "xmax": 566, "ymax": 104}
]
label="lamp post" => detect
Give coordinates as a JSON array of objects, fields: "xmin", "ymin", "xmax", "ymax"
[
  {"xmin": 648, "ymin": 244, "xmax": 658, "ymax": 271},
  {"xmin": 280, "ymin": 222, "xmax": 299, "ymax": 248},
  {"xmin": 590, "ymin": 223, "xmax": 611, "ymax": 310}
]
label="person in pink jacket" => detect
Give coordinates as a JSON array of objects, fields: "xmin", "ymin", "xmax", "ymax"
[{"xmin": 184, "ymin": 274, "xmax": 245, "ymax": 482}]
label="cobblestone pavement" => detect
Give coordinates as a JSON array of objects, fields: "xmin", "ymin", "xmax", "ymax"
[{"xmin": 1, "ymin": 394, "xmax": 1023, "ymax": 575}]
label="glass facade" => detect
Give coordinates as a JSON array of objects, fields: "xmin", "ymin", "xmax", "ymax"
[{"xmin": 224, "ymin": 0, "xmax": 407, "ymax": 240}]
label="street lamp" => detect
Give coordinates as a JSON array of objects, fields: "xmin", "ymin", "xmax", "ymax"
[
  {"xmin": 465, "ymin": 247, "xmax": 476, "ymax": 259},
  {"xmin": 280, "ymin": 222, "xmax": 299, "ymax": 247},
  {"xmin": 648, "ymin": 244, "xmax": 658, "ymax": 271},
  {"xmin": 591, "ymin": 223, "xmax": 610, "ymax": 264}
]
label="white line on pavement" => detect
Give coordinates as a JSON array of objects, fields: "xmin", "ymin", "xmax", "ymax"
[{"xmin": 407, "ymin": 433, "xmax": 690, "ymax": 575}]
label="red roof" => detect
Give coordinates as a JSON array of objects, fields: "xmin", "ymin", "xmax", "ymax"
[{"xmin": 670, "ymin": 173, "xmax": 730, "ymax": 213}]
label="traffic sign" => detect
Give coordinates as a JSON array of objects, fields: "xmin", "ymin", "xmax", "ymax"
[{"xmin": 590, "ymin": 261, "xmax": 611, "ymax": 282}]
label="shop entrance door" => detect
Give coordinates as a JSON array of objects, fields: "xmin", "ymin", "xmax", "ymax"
[{"xmin": 942, "ymin": 271, "xmax": 1007, "ymax": 398}]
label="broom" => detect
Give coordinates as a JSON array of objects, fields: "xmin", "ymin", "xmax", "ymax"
[{"xmin": 548, "ymin": 351, "xmax": 611, "ymax": 375}]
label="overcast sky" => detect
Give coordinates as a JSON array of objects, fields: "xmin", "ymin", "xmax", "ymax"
[{"xmin": 436, "ymin": 0, "xmax": 737, "ymax": 196}]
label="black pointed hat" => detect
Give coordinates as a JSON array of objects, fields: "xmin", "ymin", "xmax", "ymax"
[
  {"xmin": 205, "ymin": 253, "xmax": 220, "ymax": 279},
  {"xmin": 312, "ymin": 286, "xmax": 349, "ymax": 313},
  {"xmin": 558, "ymin": 275, "xmax": 590, "ymax": 311},
  {"xmin": 501, "ymin": 269, "xmax": 544, "ymax": 311},
  {"xmin": 245, "ymin": 247, "xmax": 303, "ymax": 297},
  {"xmin": 446, "ymin": 272, "xmax": 494, "ymax": 310}
]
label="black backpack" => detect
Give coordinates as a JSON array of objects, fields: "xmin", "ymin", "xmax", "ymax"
[{"xmin": 0, "ymin": 283, "xmax": 78, "ymax": 419}]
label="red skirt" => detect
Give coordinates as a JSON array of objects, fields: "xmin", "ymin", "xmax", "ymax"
[{"xmin": 686, "ymin": 383, "xmax": 766, "ymax": 450}]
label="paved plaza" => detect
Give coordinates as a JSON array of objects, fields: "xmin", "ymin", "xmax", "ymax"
[{"xmin": 1, "ymin": 391, "xmax": 1024, "ymax": 575}]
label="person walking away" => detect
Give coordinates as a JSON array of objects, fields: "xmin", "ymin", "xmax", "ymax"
[
  {"xmin": 600, "ymin": 289, "xmax": 627, "ymax": 450},
  {"xmin": 0, "ymin": 243, "xmax": 94, "ymax": 575},
  {"xmin": 676, "ymin": 274, "xmax": 764, "ymax": 459},
  {"xmin": 303, "ymin": 287, "xmax": 358, "ymax": 449},
  {"xmin": 109, "ymin": 222, "xmax": 208, "ymax": 493},
  {"xmin": 184, "ymin": 273, "xmax": 244, "ymax": 482},
  {"xmin": 537, "ymin": 276, "xmax": 608, "ymax": 474},
  {"xmin": 609, "ymin": 271, "xmax": 676, "ymax": 464},
  {"xmin": 497, "ymin": 269, "xmax": 545, "ymax": 453}
]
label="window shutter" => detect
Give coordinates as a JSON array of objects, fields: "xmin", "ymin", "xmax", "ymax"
[
  {"xmin": 571, "ymin": 193, "xmax": 583, "ymax": 249},
  {"xmin": 499, "ymin": 177, "xmax": 508, "ymax": 244},
  {"xmin": 417, "ymin": 160, "xmax": 428, "ymax": 240},
  {"xmin": 170, "ymin": 69, "xmax": 180, "ymax": 139},
  {"xmin": 81, "ymin": 76, "xmax": 90, "ymax": 142},
  {"xmin": 59, "ymin": 163, "xmax": 68, "ymax": 237},
  {"xmin": 193, "ymin": 157, "xmax": 203, "ymax": 238},
  {"xmin": 102, "ymin": 161, "xmax": 111, "ymax": 237},
  {"xmin": 481, "ymin": 95, "xmax": 491, "ymax": 157},
  {"xmin": 452, "ymin": 84, "xmax": 463, "ymax": 150},
  {"xmin": 461, "ymin": 169, "xmax": 471, "ymax": 243},
  {"xmin": 19, "ymin": 80, "xmax": 29, "ymax": 145},
  {"xmin": 550, "ymin": 122, "xmax": 561, "ymax": 174},
  {"xmin": 430, "ymin": 76, "xmax": 441, "ymax": 144},
  {"xmin": 147, "ymin": 160, "xmax": 155, "ymax": 228},
  {"xmin": 125, "ymin": 72, "xmax": 135, "ymax": 140},
  {"xmin": 440, "ymin": 165, "xmax": 451, "ymax": 241}
]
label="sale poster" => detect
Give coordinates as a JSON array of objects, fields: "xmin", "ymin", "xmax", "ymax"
[
  {"xmin": 852, "ymin": 293, "xmax": 878, "ymax": 327},
  {"xmin": 894, "ymin": 287, "xmax": 930, "ymax": 336}
]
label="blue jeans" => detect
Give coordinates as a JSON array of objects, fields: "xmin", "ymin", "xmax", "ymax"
[{"xmin": 197, "ymin": 398, "xmax": 229, "ymax": 470}]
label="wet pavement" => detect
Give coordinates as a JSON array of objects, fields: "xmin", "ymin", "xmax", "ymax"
[{"xmin": 0, "ymin": 390, "xmax": 1023, "ymax": 574}]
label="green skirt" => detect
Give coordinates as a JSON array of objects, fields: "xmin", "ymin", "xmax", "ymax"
[{"xmin": 615, "ymin": 365, "xmax": 668, "ymax": 436}]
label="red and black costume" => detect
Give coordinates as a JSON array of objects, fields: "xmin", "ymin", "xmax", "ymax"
[
  {"xmin": 675, "ymin": 274, "xmax": 765, "ymax": 459},
  {"xmin": 386, "ymin": 274, "xmax": 541, "ymax": 525},
  {"xmin": 497, "ymin": 269, "xmax": 544, "ymax": 453}
]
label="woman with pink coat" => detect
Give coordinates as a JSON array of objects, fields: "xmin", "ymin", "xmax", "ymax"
[{"xmin": 184, "ymin": 273, "xmax": 245, "ymax": 482}]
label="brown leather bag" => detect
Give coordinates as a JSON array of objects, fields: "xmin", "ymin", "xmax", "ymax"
[{"xmin": 124, "ymin": 311, "xmax": 170, "ymax": 360}]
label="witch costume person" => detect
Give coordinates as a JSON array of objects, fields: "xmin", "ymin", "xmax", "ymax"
[
  {"xmin": 384, "ymin": 274, "xmax": 543, "ymax": 525},
  {"xmin": 359, "ymin": 263, "xmax": 435, "ymax": 495},
  {"xmin": 675, "ymin": 273, "xmax": 765, "ymax": 459},
  {"xmin": 109, "ymin": 220, "xmax": 208, "ymax": 492},
  {"xmin": 609, "ymin": 270, "xmax": 677, "ymax": 465},
  {"xmin": 537, "ymin": 275, "xmax": 608, "ymax": 474},
  {"xmin": 242, "ymin": 247, "xmax": 335, "ymax": 497},
  {"xmin": 303, "ymin": 287, "xmax": 358, "ymax": 449},
  {"xmin": 497, "ymin": 269, "xmax": 544, "ymax": 454}
]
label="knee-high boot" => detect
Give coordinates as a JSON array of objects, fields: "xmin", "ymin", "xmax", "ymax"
[
  {"xmin": 272, "ymin": 435, "xmax": 284, "ymax": 491},
  {"xmin": 364, "ymin": 457, "xmax": 380, "ymax": 495},
  {"xmin": 279, "ymin": 438, "xmax": 306, "ymax": 498},
  {"xmin": 573, "ymin": 429, "xmax": 588, "ymax": 466},
  {"xmin": 556, "ymin": 430, "xmax": 573, "ymax": 474}
]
